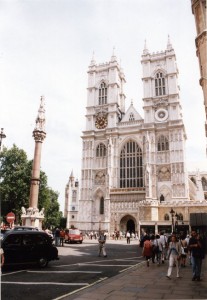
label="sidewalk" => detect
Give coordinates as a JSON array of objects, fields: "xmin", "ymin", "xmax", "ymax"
[{"xmin": 66, "ymin": 257, "xmax": 207, "ymax": 300}]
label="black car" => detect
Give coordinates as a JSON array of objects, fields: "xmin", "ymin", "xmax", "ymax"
[{"xmin": 2, "ymin": 230, "xmax": 59, "ymax": 268}]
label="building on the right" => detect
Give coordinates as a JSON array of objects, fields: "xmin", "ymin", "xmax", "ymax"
[{"xmin": 191, "ymin": 0, "xmax": 207, "ymax": 142}]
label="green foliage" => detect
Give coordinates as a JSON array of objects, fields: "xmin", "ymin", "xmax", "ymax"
[{"xmin": 0, "ymin": 145, "xmax": 61, "ymax": 227}]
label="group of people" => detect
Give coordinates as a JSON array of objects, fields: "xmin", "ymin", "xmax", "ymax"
[{"xmin": 141, "ymin": 231, "xmax": 206, "ymax": 281}]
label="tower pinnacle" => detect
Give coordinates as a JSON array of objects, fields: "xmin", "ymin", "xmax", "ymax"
[
  {"xmin": 167, "ymin": 35, "xmax": 173, "ymax": 50},
  {"xmin": 143, "ymin": 39, "xmax": 149, "ymax": 55}
]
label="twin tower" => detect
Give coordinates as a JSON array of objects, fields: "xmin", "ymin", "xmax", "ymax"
[{"xmin": 65, "ymin": 39, "xmax": 191, "ymax": 236}]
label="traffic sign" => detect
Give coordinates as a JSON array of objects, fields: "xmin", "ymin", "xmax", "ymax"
[{"xmin": 6, "ymin": 212, "xmax": 15, "ymax": 223}]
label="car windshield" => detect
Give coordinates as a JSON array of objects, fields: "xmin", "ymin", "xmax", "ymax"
[{"xmin": 69, "ymin": 230, "xmax": 80, "ymax": 235}]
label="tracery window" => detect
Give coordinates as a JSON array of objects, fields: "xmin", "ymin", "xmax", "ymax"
[
  {"xmin": 96, "ymin": 143, "xmax": 106, "ymax": 157},
  {"xmin": 99, "ymin": 82, "xmax": 107, "ymax": 105},
  {"xmin": 100, "ymin": 197, "xmax": 104, "ymax": 214},
  {"xmin": 201, "ymin": 177, "xmax": 207, "ymax": 190},
  {"xmin": 155, "ymin": 72, "xmax": 166, "ymax": 96},
  {"xmin": 120, "ymin": 140, "xmax": 143, "ymax": 188},
  {"xmin": 164, "ymin": 214, "xmax": 169, "ymax": 221},
  {"xmin": 157, "ymin": 135, "xmax": 169, "ymax": 151}
]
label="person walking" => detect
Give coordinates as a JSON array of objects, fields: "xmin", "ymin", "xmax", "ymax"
[
  {"xmin": 154, "ymin": 234, "xmax": 163, "ymax": 265},
  {"xmin": 60, "ymin": 229, "xmax": 65, "ymax": 247},
  {"xmin": 166, "ymin": 235, "xmax": 181, "ymax": 279},
  {"xmin": 188, "ymin": 231, "xmax": 205, "ymax": 281},
  {"xmin": 0, "ymin": 247, "xmax": 4, "ymax": 273},
  {"xmin": 180, "ymin": 235, "xmax": 188, "ymax": 267},
  {"xmin": 142, "ymin": 236, "xmax": 153, "ymax": 267},
  {"xmin": 54, "ymin": 227, "xmax": 60, "ymax": 246},
  {"xmin": 98, "ymin": 231, "xmax": 107, "ymax": 257},
  {"xmin": 126, "ymin": 231, "xmax": 131, "ymax": 244}
]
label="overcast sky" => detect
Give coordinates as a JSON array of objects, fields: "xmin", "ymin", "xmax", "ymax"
[{"xmin": 1, "ymin": 0, "xmax": 206, "ymax": 212}]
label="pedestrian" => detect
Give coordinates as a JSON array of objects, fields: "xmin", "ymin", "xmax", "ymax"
[
  {"xmin": 60, "ymin": 229, "xmax": 65, "ymax": 246},
  {"xmin": 159, "ymin": 232, "xmax": 168, "ymax": 263},
  {"xmin": 98, "ymin": 231, "xmax": 107, "ymax": 257},
  {"xmin": 154, "ymin": 234, "xmax": 163, "ymax": 265},
  {"xmin": 188, "ymin": 231, "xmax": 205, "ymax": 281},
  {"xmin": 166, "ymin": 235, "xmax": 181, "ymax": 279},
  {"xmin": 142, "ymin": 236, "xmax": 153, "ymax": 267},
  {"xmin": 180, "ymin": 234, "xmax": 188, "ymax": 267},
  {"xmin": 1, "ymin": 247, "xmax": 5, "ymax": 272},
  {"xmin": 126, "ymin": 231, "xmax": 130, "ymax": 244},
  {"xmin": 55, "ymin": 227, "xmax": 60, "ymax": 246}
]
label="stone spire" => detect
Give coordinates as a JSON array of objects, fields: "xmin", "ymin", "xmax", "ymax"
[
  {"xmin": 167, "ymin": 35, "xmax": 173, "ymax": 51},
  {"xmin": 90, "ymin": 51, "xmax": 96, "ymax": 66},
  {"xmin": 111, "ymin": 47, "xmax": 117, "ymax": 62},
  {"xmin": 143, "ymin": 39, "xmax": 149, "ymax": 55},
  {"xmin": 35, "ymin": 96, "xmax": 46, "ymax": 132}
]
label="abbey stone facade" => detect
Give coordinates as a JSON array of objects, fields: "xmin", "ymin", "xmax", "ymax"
[{"xmin": 64, "ymin": 39, "xmax": 207, "ymax": 236}]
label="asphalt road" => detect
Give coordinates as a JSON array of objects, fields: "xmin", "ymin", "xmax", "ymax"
[{"xmin": 1, "ymin": 238, "xmax": 144, "ymax": 300}]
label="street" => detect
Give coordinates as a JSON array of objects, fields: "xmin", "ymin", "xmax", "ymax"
[{"xmin": 1, "ymin": 238, "xmax": 144, "ymax": 300}]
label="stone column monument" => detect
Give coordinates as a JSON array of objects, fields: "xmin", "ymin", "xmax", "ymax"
[{"xmin": 21, "ymin": 96, "xmax": 46, "ymax": 228}]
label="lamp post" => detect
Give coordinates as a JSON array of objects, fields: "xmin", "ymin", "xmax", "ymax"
[
  {"xmin": 169, "ymin": 208, "xmax": 175, "ymax": 233},
  {"xmin": 0, "ymin": 128, "xmax": 6, "ymax": 151}
]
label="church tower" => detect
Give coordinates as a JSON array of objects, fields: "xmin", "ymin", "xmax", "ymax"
[
  {"xmin": 76, "ymin": 41, "xmax": 191, "ymax": 236},
  {"xmin": 141, "ymin": 38, "xmax": 189, "ymax": 203},
  {"xmin": 78, "ymin": 51, "xmax": 126, "ymax": 231},
  {"xmin": 64, "ymin": 171, "xmax": 79, "ymax": 229}
]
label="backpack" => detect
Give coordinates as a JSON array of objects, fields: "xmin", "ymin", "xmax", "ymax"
[{"xmin": 144, "ymin": 240, "xmax": 151, "ymax": 249}]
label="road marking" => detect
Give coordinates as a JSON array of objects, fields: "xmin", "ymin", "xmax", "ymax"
[
  {"xmin": 1, "ymin": 281, "xmax": 89, "ymax": 286},
  {"xmin": 2, "ymin": 270, "xmax": 26, "ymax": 276},
  {"xmin": 27, "ymin": 271, "xmax": 102, "ymax": 274},
  {"xmin": 52, "ymin": 277, "xmax": 108, "ymax": 300},
  {"xmin": 78, "ymin": 263, "xmax": 130, "ymax": 267},
  {"xmin": 119, "ymin": 261, "xmax": 146, "ymax": 273}
]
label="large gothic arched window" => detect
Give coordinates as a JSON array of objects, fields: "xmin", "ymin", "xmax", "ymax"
[
  {"xmin": 99, "ymin": 82, "xmax": 107, "ymax": 105},
  {"xmin": 120, "ymin": 140, "xmax": 143, "ymax": 188},
  {"xmin": 201, "ymin": 177, "xmax": 207, "ymax": 191},
  {"xmin": 157, "ymin": 135, "xmax": 169, "ymax": 151},
  {"xmin": 96, "ymin": 143, "xmax": 106, "ymax": 157},
  {"xmin": 155, "ymin": 72, "xmax": 166, "ymax": 96}
]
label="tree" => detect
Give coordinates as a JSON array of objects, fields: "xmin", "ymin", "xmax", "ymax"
[{"xmin": 0, "ymin": 145, "xmax": 61, "ymax": 227}]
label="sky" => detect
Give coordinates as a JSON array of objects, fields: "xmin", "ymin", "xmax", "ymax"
[{"xmin": 0, "ymin": 0, "xmax": 206, "ymax": 212}]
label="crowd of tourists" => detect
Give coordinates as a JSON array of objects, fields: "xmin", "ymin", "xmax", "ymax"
[{"xmin": 141, "ymin": 230, "xmax": 206, "ymax": 281}]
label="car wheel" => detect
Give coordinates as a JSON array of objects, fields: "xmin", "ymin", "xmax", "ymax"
[
  {"xmin": 80, "ymin": 241, "xmax": 83, "ymax": 244},
  {"xmin": 38, "ymin": 257, "xmax": 48, "ymax": 268}
]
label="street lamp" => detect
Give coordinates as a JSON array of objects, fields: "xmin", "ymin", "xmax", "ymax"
[
  {"xmin": 0, "ymin": 128, "xmax": 6, "ymax": 151},
  {"xmin": 169, "ymin": 208, "xmax": 175, "ymax": 233}
]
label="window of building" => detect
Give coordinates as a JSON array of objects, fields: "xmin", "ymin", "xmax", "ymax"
[
  {"xmin": 72, "ymin": 190, "xmax": 76, "ymax": 202},
  {"xmin": 129, "ymin": 113, "xmax": 135, "ymax": 121},
  {"xmin": 164, "ymin": 214, "xmax": 169, "ymax": 221},
  {"xmin": 100, "ymin": 197, "xmax": 104, "ymax": 214},
  {"xmin": 157, "ymin": 135, "xmax": 169, "ymax": 151},
  {"xmin": 99, "ymin": 82, "xmax": 107, "ymax": 105},
  {"xmin": 120, "ymin": 140, "xmax": 143, "ymax": 188},
  {"xmin": 160, "ymin": 194, "xmax": 165, "ymax": 202},
  {"xmin": 155, "ymin": 72, "xmax": 166, "ymax": 96},
  {"xmin": 201, "ymin": 177, "xmax": 207, "ymax": 190},
  {"xmin": 177, "ymin": 213, "xmax": 183, "ymax": 221},
  {"xmin": 96, "ymin": 143, "xmax": 106, "ymax": 157}
]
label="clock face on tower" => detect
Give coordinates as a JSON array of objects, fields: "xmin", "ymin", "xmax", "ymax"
[
  {"xmin": 155, "ymin": 108, "xmax": 168, "ymax": 122},
  {"xmin": 95, "ymin": 115, "xmax": 107, "ymax": 129}
]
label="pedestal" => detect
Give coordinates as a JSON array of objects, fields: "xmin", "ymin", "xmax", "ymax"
[{"xmin": 21, "ymin": 206, "xmax": 45, "ymax": 229}]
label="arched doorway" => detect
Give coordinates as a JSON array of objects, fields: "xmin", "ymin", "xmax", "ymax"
[
  {"xmin": 127, "ymin": 219, "xmax": 135, "ymax": 233},
  {"xmin": 120, "ymin": 215, "xmax": 136, "ymax": 234}
]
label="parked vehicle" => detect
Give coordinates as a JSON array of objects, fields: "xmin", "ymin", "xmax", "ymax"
[
  {"xmin": 2, "ymin": 230, "xmax": 59, "ymax": 268},
  {"xmin": 12, "ymin": 226, "xmax": 39, "ymax": 231},
  {"xmin": 64, "ymin": 229, "xmax": 83, "ymax": 244},
  {"xmin": 0, "ymin": 229, "xmax": 11, "ymax": 240}
]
